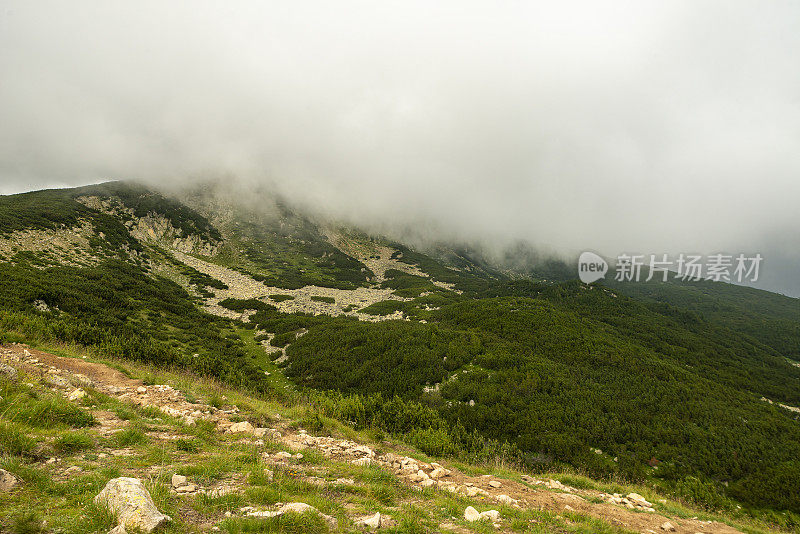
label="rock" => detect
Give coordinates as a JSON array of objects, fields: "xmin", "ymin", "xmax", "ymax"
[
  {"xmin": 0, "ymin": 363, "xmax": 18, "ymax": 379},
  {"xmin": 626, "ymin": 492, "xmax": 653, "ymax": 508},
  {"xmin": 71, "ymin": 373, "xmax": 93, "ymax": 388},
  {"xmin": 496, "ymin": 494, "xmax": 518, "ymax": 506},
  {"xmin": 351, "ymin": 457, "xmax": 372, "ymax": 466},
  {"xmin": 253, "ymin": 427, "xmax": 269, "ymax": 438},
  {"xmin": 488, "ymin": 480, "xmax": 502, "ymax": 488},
  {"xmin": 429, "ymin": 467, "xmax": 449, "ymax": 479},
  {"xmin": 63, "ymin": 466, "xmax": 82, "ymax": 476},
  {"xmin": 464, "ymin": 506, "xmax": 481, "ymax": 522},
  {"xmin": 482, "ymin": 510, "xmax": 500, "ymax": 521},
  {"xmin": 171, "ymin": 474, "xmax": 187, "ymax": 488},
  {"xmin": 107, "ymin": 525, "xmax": 127, "ymax": 534},
  {"xmin": 175, "ymin": 483, "xmax": 197, "ymax": 493},
  {"xmin": 419, "ymin": 479, "xmax": 435, "ymax": 488},
  {"xmin": 357, "ymin": 512, "xmax": 382, "ymax": 529},
  {"xmin": 136, "ymin": 386, "xmax": 147, "ymax": 394},
  {"xmin": 0, "ymin": 469, "xmax": 19, "ymax": 491},
  {"xmin": 46, "ymin": 375, "xmax": 70, "ymax": 388},
  {"xmin": 227, "ymin": 421, "xmax": 255, "ymax": 434},
  {"xmin": 660, "ymin": 521, "xmax": 676, "ymax": 532},
  {"xmin": 95, "ymin": 477, "xmax": 171, "ymax": 533},
  {"xmin": 68, "ymin": 389, "xmax": 87, "ymax": 401},
  {"xmin": 564, "ymin": 505, "xmax": 574, "ymax": 511}
]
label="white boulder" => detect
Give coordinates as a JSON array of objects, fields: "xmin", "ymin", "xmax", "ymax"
[{"xmin": 95, "ymin": 477, "xmax": 171, "ymax": 533}]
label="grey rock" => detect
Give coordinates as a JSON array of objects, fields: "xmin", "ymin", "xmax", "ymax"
[
  {"xmin": 95, "ymin": 477, "xmax": 171, "ymax": 533},
  {"xmin": 0, "ymin": 469, "xmax": 19, "ymax": 492},
  {"xmin": 0, "ymin": 363, "xmax": 17, "ymax": 380}
]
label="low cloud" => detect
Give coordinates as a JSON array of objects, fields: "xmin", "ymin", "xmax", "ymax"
[{"xmin": 1, "ymin": 1, "xmax": 798, "ymax": 295}]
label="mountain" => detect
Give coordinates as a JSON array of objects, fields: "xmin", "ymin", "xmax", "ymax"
[{"xmin": 1, "ymin": 181, "xmax": 799, "ymax": 530}]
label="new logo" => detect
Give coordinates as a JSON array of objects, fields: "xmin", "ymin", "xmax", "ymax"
[{"xmin": 578, "ymin": 251, "xmax": 608, "ymax": 284}]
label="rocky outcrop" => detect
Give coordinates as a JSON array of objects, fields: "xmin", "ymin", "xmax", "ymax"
[{"xmin": 94, "ymin": 477, "xmax": 171, "ymax": 533}]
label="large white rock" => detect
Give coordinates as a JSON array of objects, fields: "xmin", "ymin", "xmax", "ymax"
[
  {"xmin": 95, "ymin": 477, "xmax": 171, "ymax": 533},
  {"xmin": 227, "ymin": 421, "xmax": 255, "ymax": 434},
  {"xmin": 464, "ymin": 506, "xmax": 481, "ymax": 522},
  {"xmin": 464, "ymin": 506, "xmax": 500, "ymax": 523}
]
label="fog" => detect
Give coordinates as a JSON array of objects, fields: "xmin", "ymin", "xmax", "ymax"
[{"xmin": 1, "ymin": 1, "xmax": 799, "ymax": 295}]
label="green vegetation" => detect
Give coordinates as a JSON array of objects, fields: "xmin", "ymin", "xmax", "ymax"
[
  {"xmin": 207, "ymin": 202, "xmax": 374, "ymax": 290},
  {"xmin": 0, "ymin": 259, "xmax": 267, "ymax": 390},
  {"xmin": 283, "ymin": 286, "xmax": 800, "ymax": 513},
  {"xmin": 219, "ymin": 298, "xmax": 276, "ymax": 312},
  {"xmin": 2, "ymin": 182, "xmax": 800, "ymax": 522},
  {"xmin": 310, "ymin": 296, "xmax": 335, "ymax": 304},
  {"xmin": 0, "ymin": 378, "xmax": 96, "ymax": 429}
]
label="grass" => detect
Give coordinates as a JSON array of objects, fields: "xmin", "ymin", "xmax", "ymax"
[
  {"xmin": 221, "ymin": 510, "xmax": 330, "ymax": 533},
  {"xmin": 0, "ymin": 378, "xmax": 96, "ymax": 429},
  {"xmin": 112, "ymin": 426, "xmax": 148, "ymax": 447},
  {"xmin": 0, "ymin": 421, "xmax": 37, "ymax": 456},
  {"xmin": 53, "ymin": 431, "xmax": 95, "ymax": 454},
  {"xmin": 0, "ymin": 339, "xmax": 789, "ymax": 534}
]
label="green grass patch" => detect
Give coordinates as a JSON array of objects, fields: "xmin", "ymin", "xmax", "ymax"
[{"xmin": 53, "ymin": 432, "xmax": 95, "ymax": 454}]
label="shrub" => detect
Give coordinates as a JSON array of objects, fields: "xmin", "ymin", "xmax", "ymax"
[
  {"xmin": 405, "ymin": 426, "xmax": 460, "ymax": 457},
  {"xmin": 270, "ymin": 331, "xmax": 296, "ymax": 348}
]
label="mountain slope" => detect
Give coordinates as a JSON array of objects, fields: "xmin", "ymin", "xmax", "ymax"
[
  {"xmin": 0, "ymin": 181, "xmax": 799, "ymax": 523},
  {"xmin": 0, "ymin": 342, "xmax": 773, "ymax": 534}
]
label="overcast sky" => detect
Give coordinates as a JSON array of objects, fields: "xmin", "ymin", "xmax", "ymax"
[{"xmin": 1, "ymin": 1, "xmax": 799, "ymax": 296}]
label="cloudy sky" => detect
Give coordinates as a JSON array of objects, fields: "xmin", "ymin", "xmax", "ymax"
[{"xmin": 1, "ymin": 1, "xmax": 799, "ymax": 295}]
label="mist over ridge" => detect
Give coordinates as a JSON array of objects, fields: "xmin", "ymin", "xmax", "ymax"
[{"xmin": 1, "ymin": 1, "xmax": 798, "ymax": 295}]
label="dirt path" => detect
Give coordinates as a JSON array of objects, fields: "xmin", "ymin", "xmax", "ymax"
[{"xmin": 1, "ymin": 344, "xmax": 746, "ymax": 534}]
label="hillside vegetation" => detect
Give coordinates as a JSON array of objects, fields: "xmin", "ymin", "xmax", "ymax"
[{"xmin": 0, "ymin": 182, "xmax": 799, "ymax": 531}]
